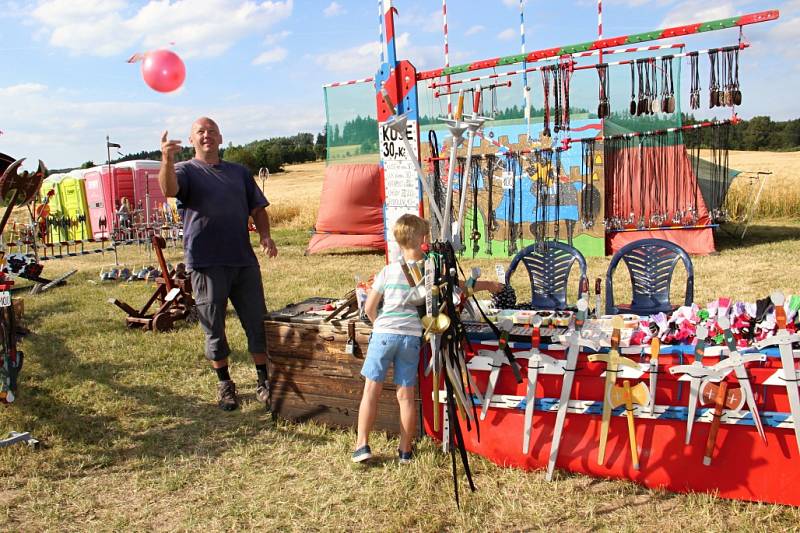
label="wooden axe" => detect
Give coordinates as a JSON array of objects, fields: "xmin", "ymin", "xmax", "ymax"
[
  {"xmin": 610, "ymin": 380, "xmax": 650, "ymax": 470},
  {"xmin": 699, "ymin": 379, "xmax": 744, "ymax": 466}
]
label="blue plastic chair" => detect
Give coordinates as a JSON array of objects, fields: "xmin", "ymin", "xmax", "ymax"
[
  {"xmin": 505, "ymin": 241, "xmax": 588, "ymax": 310},
  {"xmin": 605, "ymin": 238, "xmax": 694, "ymax": 316}
]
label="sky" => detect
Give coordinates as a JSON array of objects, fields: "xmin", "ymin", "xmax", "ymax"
[{"xmin": 1, "ymin": 0, "xmax": 798, "ymax": 169}]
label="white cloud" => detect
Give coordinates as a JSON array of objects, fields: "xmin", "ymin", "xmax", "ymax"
[
  {"xmin": 315, "ymin": 39, "xmax": 381, "ymax": 75},
  {"xmin": 263, "ymin": 30, "xmax": 291, "ymax": 46},
  {"xmin": 252, "ymin": 46, "xmax": 287, "ymax": 65},
  {"xmin": 465, "ymin": 25, "xmax": 485, "ymax": 36},
  {"xmin": 0, "ymin": 82, "xmax": 323, "ymax": 168},
  {"xmin": 660, "ymin": 1, "xmax": 736, "ymax": 27},
  {"xmin": 498, "ymin": 28, "xmax": 516, "ymax": 41},
  {"xmin": 502, "ymin": 0, "xmax": 526, "ymax": 6},
  {"xmin": 29, "ymin": 0, "xmax": 293, "ymax": 58},
  {"xmin": 323, "ymin": 1, "xmax": 344, "ymax": 17}
]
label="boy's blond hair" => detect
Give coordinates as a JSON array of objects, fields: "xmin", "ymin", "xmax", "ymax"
[{"xmin": 393, "ymin": 214, "xmax": 430, "ymax": 248}]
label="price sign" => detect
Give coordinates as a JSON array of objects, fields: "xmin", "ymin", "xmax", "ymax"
[
  {"xmin": 379, "ymin": 119, "xmax": 421, "ymax": 260},
  {"xmin": 0, "ymin": 291, "xmax": 11, "ymax": 308},
  {"xmin": 501, "ymin": 170, "xmax": 514, "ymax": 190}
]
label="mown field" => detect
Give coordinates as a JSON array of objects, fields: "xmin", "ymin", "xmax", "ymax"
[{"xmin": 0, "ymin": 155, "xmax": 799, "ymax": 531}]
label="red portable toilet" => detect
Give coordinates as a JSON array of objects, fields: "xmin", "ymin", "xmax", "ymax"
[
  {"xmin": 83, "ymin": 165, "xmax": 135, "ymax": 239},
  {"xmin": 116, "ymin": 160, "xmax": 167, "ymax": 223}
]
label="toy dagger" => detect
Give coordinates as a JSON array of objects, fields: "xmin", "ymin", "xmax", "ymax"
[
  {"xmin": 588, "ymin": 316, "xmax": 640, "ymax": 466},
  {"xmin": 669, "ymin": 325, "xmax": 729, "ymax": 445},
  {"xmin": 756, "ymin": 291, "xmax": 800, "ymax": 452},
  {"xmin": 609, "ymin": 380, "xmax": 650, "ymax": 470},
  {"xmin": 647, "ymin": 337, "xmax": 660, "ymax": 414},
  {"xmin": 710, "ymin": 316, "xmax": 767, "ymax": 442},
  {"xmin": 545, "ymin": 298, "xmax": 598, "ymax": 481},
  {"xmin": 699, "ymin": 379, "xmax": 744, "ymax": 466}
]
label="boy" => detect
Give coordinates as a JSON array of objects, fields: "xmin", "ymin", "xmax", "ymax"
[
  {"xmin": 353, "ymin": 214, "xmax": 428, "ymax": 464},
  {"xmin": 352, "ymin": 214, "xmax": 501, "ymax": 464}
]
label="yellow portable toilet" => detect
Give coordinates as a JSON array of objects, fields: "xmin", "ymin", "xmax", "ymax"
[
  {"xmin": 40, "ymin": 174, "xmax": 67, "ymax": 243},
  {"xmin": 59, "ymin": 176, "xmax": 92, "ymax": 240}
]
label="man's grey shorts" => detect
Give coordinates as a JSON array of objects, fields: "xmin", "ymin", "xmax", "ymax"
[{"xmin": 190, "ymin": 265, "xmax": 267, "ymax": 361}]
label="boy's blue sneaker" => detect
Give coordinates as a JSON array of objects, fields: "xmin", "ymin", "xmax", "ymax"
[
  {"xmin": 352, "ymin": 445, "xmax": 372, "ymax": 463},
  {"xmin": 398, "ymin": 449, "xmax": 413, "ymax": 464}
]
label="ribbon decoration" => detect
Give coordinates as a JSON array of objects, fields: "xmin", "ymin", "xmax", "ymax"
[
  {"xmin": 588, "ymin": 316, "xmax": 640, "ymax": 466},
  {"xmin": 755, "ymin": 291, "xmax": 800, "ymax": 452},
  {"xmin": 669, "ymin": 325, "xmax": 730, "ymax": 444},
  {"xmin": 709, "ymin": 316, "xmax": 767, "ymax": 442},
  {"xmin": 609, "ymin": 380, "xmax": 649, "ymax": 470},
  {"xmin": 699, "ymin": 379, "xmax": 744, "ymax": 466},
  {"xmin": 545, "ymin": 298, "xmax": 598, "ymax": 481}
]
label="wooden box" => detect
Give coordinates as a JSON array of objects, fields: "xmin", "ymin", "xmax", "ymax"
[{"xmin": 265, "ymin": 298, "xmax": 416, "ymax": 434}]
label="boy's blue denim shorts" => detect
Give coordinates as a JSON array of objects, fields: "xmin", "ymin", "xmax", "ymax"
[{"xmin": 361, "ymin": 332, "xmax": 422, "ymax": 387}]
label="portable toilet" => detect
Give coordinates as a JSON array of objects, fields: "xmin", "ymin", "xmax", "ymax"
[
  {"xmin": 118, "ymin": 160, "xmax": 167, "ymax": 222},
  {"xmin": 40, "ymin": 174, "xmax": 67, "ymax": 243},
  {"xmin": 83, "ymin": 165, "xmax": 135, "ymax": 239},
  {"xmin": 59, "ymin": 176, "xmax": 92, "ymax": 240}
]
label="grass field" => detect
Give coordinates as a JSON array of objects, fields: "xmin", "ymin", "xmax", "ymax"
[{"xmin": 1, "ymin": 156, "xmax": 799, "ymax": 531}]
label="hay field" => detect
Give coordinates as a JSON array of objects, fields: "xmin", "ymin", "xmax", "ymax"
[{"xmin": 717, "ymin": 150, "xmax": 800, "ymax": 219}]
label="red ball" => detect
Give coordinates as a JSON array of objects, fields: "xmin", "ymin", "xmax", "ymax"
[{"xmin": 141, "ymin": 49, "xmax": 186, "ymax": 93}]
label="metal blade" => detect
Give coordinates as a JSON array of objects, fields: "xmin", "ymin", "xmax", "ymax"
[
  {"xmin": 648, "ymin": 360, "xmax": 658, "ymax": 414},
  {"xmin": 686, "ymin": 375, "xmax": 701, "ymax": 445}
]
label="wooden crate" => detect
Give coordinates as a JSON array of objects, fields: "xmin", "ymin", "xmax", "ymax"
[{"xmin": 265, "ymin": 299, "xmax": 416, "ymax": 434}]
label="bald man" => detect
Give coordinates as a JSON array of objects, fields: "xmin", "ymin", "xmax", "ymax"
[{"xmin": 159, "ymin": 117, "xmax": 278, "ymax": 411}]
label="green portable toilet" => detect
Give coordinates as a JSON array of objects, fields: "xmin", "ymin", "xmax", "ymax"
[
  {"xmin": 40, "ymin": 174, "xmax": 67, "ymax": 243},
  {"xmin": 59, "ymin": 176, "xmax": 92, "ymax": 240}
]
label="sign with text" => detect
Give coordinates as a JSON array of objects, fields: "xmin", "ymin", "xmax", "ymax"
[{"xmin": 379, "ymin": 119, "xmax": 421, "ymax": 260}]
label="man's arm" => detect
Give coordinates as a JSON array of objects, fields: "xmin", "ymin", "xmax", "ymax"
[
  {"xmin": 252, "ymin": 206, "xmax": 278, "ymax": 258},
  {"xmin": 159, "ymin": 130, "xmax": 182, "ymax": 197}
]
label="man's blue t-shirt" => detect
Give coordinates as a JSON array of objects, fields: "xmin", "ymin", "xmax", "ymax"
[{"xmin": 175, "ymin": 159, "xmax": 268, "ymax": 269}]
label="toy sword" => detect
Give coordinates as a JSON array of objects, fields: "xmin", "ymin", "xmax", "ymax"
[
  {"xmin": 647, "ymin": 337, "xmax": 660, "ymax": 414},
  {"xmin": 710, "ymin": 316, "xmax": 767, "ymax": 442},
  {"xmin": 699, "ymin": 379, "xmax": 744, "ymax": 465},
  {"xmin": 516, "ymin": 316, "xmax": 565, "ymax": 454},
  {"xmin": 422, "ymin": 256, "xmax": 449, "ymax": 431},
  {"xmin": 588, "ymin": 316, "xmax": 640, "ymax": 466},
  {"xmin": 756, "ymin": 291, "xmax": 800, "ymax": 452},
  {"xmin": 609, "ymin": 380, "xmax": 650, "ymax": 470},
  {"xmin": 477, "ymin": 318, "xmax": 514, "ymax": 421},
  {"xmin": 669, "ymin": 325, "xmax": 728, "ymax": 445},
  {"xmin": 545, "ymin": 298, "xmax": 598, "ymax": 481}
]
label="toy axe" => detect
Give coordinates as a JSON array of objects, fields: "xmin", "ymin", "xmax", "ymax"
[
  {"xmin": 589, "ymin": 316, "xmax": 641, "ymax": 466},
  {"xmin": 756, "ymin": 292, "xmax": 800, "ymax": 453},
  {"xmin": 0, "ymin": 158, "xmax": 46, "ymax": 235},
  {"xmin": 609, "ymin": 380, "xmax": 650, "ymax": 469},
  {"xmin": 699, "ymin": 379, "xmax": 744, "ymax": 465}
]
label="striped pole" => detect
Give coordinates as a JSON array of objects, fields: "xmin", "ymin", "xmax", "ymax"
[
  {"xmin": 427, "ymin": 43, "xmax": 685, "ymax": 89},
  {"xmin": 598, "ymin": 0, "xmax": 603, "ymax": 62},
  {"xmin": 323, "ymin": 76, "xmax": 375, "ymax": 89},
  {"xmin": 378, "ymin": 0, "xmax": 385, "ymax": 64},
  {"xmin": 443, "ymin": 0, "xmax": 451, "ymax": 117},
  {"xmin": 562, "ymin": 116, "xmax": 740, "ymax": 145},
  {"xmin": 571, "ymin": 43, "xmax": 747, "ymax": 73},
  {"xmin": 520, "ymin": 0, "xmax": 530, "ymax": 131},
  {"xmin": 417, "ymin": 9, "xmax": 779, "ymax": 80},
  {"xmin": 384, "ymin": 0, "xmax": 397, "ymax": 68}
]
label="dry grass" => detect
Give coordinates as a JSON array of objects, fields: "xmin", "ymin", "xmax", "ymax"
[
  {"xmin": 717, "ymin": 150, "xmax": 800, "ymax": 220},
  {"xmin": 0, "ymin": 158, "xmax": 799, "ymax": 530}
]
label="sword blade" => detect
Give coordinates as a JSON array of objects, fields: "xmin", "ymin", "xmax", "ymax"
[
  {"xmin": 597, "ymin": 372, "xmax": 615, "ymax": 465},
  {"xmin": 778, "ymin": 343, "xmax": 800, "ymax": 452},
  {"xmin": 545, "ymin": 340, "xmax": 580, "ymax": 481},
  {"xmin": 480, "ymin": 352, "xmax": 503, "ymax": 421},
  {"xmin": 648, "ymin": 360, "xmax": 658, "ymax": 414},
  {"xmin": 734, "ymin": 365, "xmax": 766, "ymax": 442},
  {"xmin": 686, "ymin": 376, "xmax": 701, "ymax": 445},
  {"xmin": 522, "ymin": 361, "xmax": 539, "ymax": 454}
]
